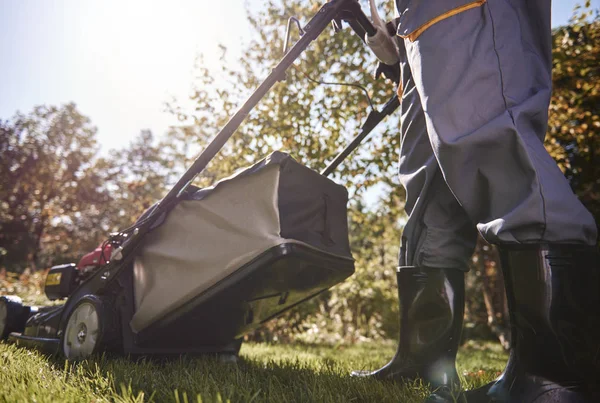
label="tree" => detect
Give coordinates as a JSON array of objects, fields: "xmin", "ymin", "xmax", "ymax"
[
  {"xmin": 96, "ymin": 130, "xmax": 172, "ymax": 233},
  {"xmin": 547, "ymin": 3, "xmax": 600, "ymax": 235},
  {"xmin": 165, "ymin": 1, "xmax": 402, "ymax": 205},
  {"xmin": 0, "ymin": 104, "xmax": 108, "ymax": 270}
]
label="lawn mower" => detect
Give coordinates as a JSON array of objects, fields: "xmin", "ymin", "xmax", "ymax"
[{"xmin": 0, "ymin": 0, "xmax": 400, "ymax": 360}]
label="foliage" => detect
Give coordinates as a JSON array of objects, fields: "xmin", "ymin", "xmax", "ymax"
[
  {"xmin": 94, "ymin": 130, "xmax": 173, "ymax": 232},
  {"xmin": 0, "ymin": 104, "xmax": 108, "ymax": 270},
  {"xmin": 164, "ymin": 1, "xmax": 401, "ymax": 205},
  {"xmin": 547, "ymin": 2, "xmax": 600, "ymax": 233},
  {"xmin": 0, "ymin": 267, "xmax": 50, "ymax": 306},
  {"xmin": 0, "ymin": 108, "xmax": 173, "ymax": 271},
  {"xmin": 0, "ymin": 340, "xmax": 506, "ymax": 402}
]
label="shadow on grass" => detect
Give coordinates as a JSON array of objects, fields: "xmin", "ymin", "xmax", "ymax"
[
  {"xmin": 89, "ymin": 341, "xmax": 506, "ymax": 403},
  {"xmin": 5, "ymin": 340, "xmax": 507, "ymax": 403},
  {"xmin": 60, "ymin": 356, "xmax": 396, "ymax": 402}
]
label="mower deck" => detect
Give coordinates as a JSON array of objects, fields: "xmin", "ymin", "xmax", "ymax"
[{"xmin": 6, "ymin": 243, "xmax": 353, "ymax": 357}]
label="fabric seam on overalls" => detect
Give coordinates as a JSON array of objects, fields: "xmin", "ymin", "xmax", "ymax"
[{"xmin": 397, "ymin": 0, "xmax": 487, "ymax": 42}]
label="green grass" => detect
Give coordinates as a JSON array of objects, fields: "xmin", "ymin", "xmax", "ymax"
[{"xmin": 0, "ymin": 340, "xmax": 506, "ymax": 403}]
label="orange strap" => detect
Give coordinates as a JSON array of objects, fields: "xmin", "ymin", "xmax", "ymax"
[{"xmin": 398, "ymin": 0, "xmax": 487, "ymax": 42}]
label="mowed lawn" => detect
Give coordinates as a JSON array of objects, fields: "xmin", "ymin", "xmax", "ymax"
[{"xmin": 0, "ymin": 340, "xmax": 506, "ymax": 403}]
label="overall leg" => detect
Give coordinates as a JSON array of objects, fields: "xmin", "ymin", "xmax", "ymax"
[
  {"xmin": 399, "ymin": 71, "xmax": 478, "ymax": 270},
  {"xmin": 352, "ymin": 39, "xmax": 477, "ymax": 401},
  {"xmin": 396, "ymin": 26, "xmax": 479, "ymax": 273},
  {"xmin": 395, "ymin": 0, "xmax": 597, "ymax": 245}
]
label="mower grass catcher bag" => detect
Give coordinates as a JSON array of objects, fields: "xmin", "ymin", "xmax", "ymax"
[{"xmin": 131, "ymin": 151, "xmax": 354, "ymax": 344}]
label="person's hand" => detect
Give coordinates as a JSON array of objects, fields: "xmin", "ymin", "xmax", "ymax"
[{"xmin": 374, "ymin": 62, "xmax": 400, "ymax": 84}]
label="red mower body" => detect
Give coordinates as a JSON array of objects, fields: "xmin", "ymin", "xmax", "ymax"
[{"xmin": 76, "ymin": 243, "xmax": 113, "ymax": 271}]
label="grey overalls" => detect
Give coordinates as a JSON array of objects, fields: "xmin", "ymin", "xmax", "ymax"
[{"xmin": 394, "ymin": 0, "xmax": 597, "ymax": 268}]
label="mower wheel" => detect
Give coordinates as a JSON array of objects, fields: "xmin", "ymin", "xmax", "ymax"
[
  {"xmin": 0, "ymin": 296, "xmax": 26, "ymax": 340},
  {"xmin": 62, "ymin": 295, "xmax": 106, "ymax": 360}
]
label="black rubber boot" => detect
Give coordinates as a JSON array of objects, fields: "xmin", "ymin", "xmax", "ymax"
[
  {"xmin": 351, "ymin": 266, "xmax": 465, "ymax": 400},
  {"xmin": 466, "ymin": 245, "xmax": 600, "ymax": 403}
]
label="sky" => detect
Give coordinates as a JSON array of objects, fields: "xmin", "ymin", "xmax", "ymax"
[{"xmin": 1, "ymin": 0, "xmax": 598, "ymax": 154}]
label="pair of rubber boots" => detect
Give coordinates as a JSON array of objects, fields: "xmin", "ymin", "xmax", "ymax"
[{"xmin": 352, "ymin": 245, "xmax": 600, "ymax": 402}]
